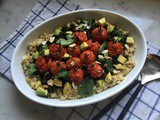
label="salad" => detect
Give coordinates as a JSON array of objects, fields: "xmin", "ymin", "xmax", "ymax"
[{"xmin": 22, "ymin": 17, "xmax": 136, "ymax": 100}]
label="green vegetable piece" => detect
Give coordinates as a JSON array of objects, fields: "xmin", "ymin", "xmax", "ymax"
[
  {"xmin": 26, "ymin": 63, "xmax": 36, "ymax": 77},
  {"xmin": 66, "ymin": 31, "xmax": 73, "ymax": 34},
  {"xmin": 33, "ymin": 51, "xmax": 39, "ymax": 59},
  {"xmin": 36, "ymin": 87, "xmax": 48, "ymax": 97},
  {"xmin": 98, "ymin": 17, "xmax": 106, "ymax": 26},
  {"xmin": 63, "ymin": 82, "xmax": 72, "ymax": 94},
  {"xmin": 63, "ymin": 53, "xmax": 70, "ymax": 59},
  {"xmin": 66, "ymin": 34, "xmax": 74, "ymax": 39},
  {"xmin": 105, "ymin": 72, "xmax": 113, "ymax": 83},
  {"xmin": 35, "ymin": 81, "xmax": 42, "ymax": 89},
  {"xmin": 105, "ymin": 59, "xmax": 114, "ymax": 72},
  {"xmin": 98, "ymin": 41, "xmax": 108, "ymax": 54},
  {"xmin": 56, "ymin": 38, "xmax": 74, "ymax": 46},
  {"xmin": 80, "ymin": 42, "xmax": 88, "ymax": 51},
  {"xmin": 78, "ymin": 78, "xmax": 94, "ymax": 97},
  {"xmin": 97, "ymin": 79, "xmax": 104, "ymax": 88},
  {"xmin": 54, "ymin": 29, "xmax": 61, "ymax": 36},
  {"xmin": 57, "ymin": 69, "xmax": 69, "ymax": 80},
  {"xmin": 107, "ymin": 25, "xmax": 115, "ymax": 33},
  {"xmin": 38, "ymin": 45, "xmax": 48, "ymax": 56}
]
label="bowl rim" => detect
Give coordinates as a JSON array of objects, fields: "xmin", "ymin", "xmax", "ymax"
[{"xmin": 11, "ymin": 9, "xmax": 147, "ymax": 107}]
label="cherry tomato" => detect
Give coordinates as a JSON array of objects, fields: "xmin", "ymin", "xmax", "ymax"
[
  {"xmin": 107, "ymin": 42, "xmax": 124, "ymax": 56},
  {"xmin": 67, "ymin": 45, "xmax": 81, "ymax": 57},
  {"xmin": 36, "ymin": 56, "xmax": 49, "ymax": 73},
  {"xmin": 49, "ymin": 44, "xmax": 66, "ymax": 60},
  {"xmin": 74, "ymin": 32, "xmax": 88, "ymax": 43},
  {"xmin": 87, "ymin": 62, "xmax": 103, "ymax": 79},
  {"xmin": 91, "ymin": 27, "xmax": 108, "ymax": 42},
  {"xmin": 86, "ymin": 39, "xmax": 93, "ymax": 47},
  {"xmin": 69, "ymin": 69, "xmax": 84, "ymax": 85},
  {"xmin": 80, "ymin": 50, "xmax": 96, "ymax": 65},
  {"xmin": 49, "ymin": 60, "xmax": 66, "ymax": 76},
  {"xmin": 66, "ymin": 57, "xmax": 82, "ymax": 70},
  {"xmin": 88, "ymin": 41, "xmax": 101, "ymax": 56}
]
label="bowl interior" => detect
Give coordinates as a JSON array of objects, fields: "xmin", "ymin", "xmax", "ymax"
[{"xmin": 11, "ymin": 9, "xmax": 147, "ymax": 107}]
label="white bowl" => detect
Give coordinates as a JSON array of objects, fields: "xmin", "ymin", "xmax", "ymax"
[{"xmin": 11, "ymin": 9, "xmax": 147, "ymax": 107}]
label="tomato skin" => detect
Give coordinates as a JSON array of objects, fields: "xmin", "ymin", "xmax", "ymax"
[
  {"xmin": 107, "ymin": 42, "xmax": 124, "ymax": 56},
  {"xmin": 80, "ymin": 50, "xmax": 96, "ymax": 65},
  {"xmin": 91, "ymin": 27, "xmax": 108, "ymax": 42},
  {"xmin": 36, "ymin": 56, "xmax": 49, "ymax": 73},
  {"xmin": 67, "ymin": 45, "xmax": 81, "ymax": 57},
  {"xmin": 87, "ymin": 62, "xmax": 103, "ymax": 79},
  {"xmin": 49, "ymin": 44, "xmax": 66, "ymax": 60},
  {"xmin": 74, "ymin": 32, "xmax": 88, "ymax": 43},
  {"xmin": 49, "ymin": 60, "xmax": 66, "ymax": 76},
  {"xmin": 88, "ymin": 41, "xmax": 101, "ymax": 56},
  {"xmin": 66, "ymin": 57, "xmax": 82, "ymax": 70},
  {"xmin": 69, "ymin": 69, "xmax": 84, "ymax": 85}
]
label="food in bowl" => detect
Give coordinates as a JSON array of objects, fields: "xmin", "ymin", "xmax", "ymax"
[{"xmin": 21, "ymin": 17, "xmax": 136, "ymax": 100}]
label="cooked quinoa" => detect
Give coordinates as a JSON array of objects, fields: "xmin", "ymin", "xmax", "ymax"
[{"xmin": 22, "ymin": 17, "xmax": 136, "ymax": 100}]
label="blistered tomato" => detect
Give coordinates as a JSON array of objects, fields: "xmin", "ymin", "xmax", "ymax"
[
  {"xmin": 67, "ymin": 45, "xmax": 81, "ymax": 57},
  {"xmin": 36, "ymin": 56, "xmax": 49, "ymax": 73},
  {"xmin": 66, "ymin": 57, "xmax": 82, "ymax": 70},
  {"xmin": 74, "ymin": 32, "xmax": 88, "ymax": 43},
  {"xmin": 88, "ymin": 41, "xmax": 101, "ymax": 56}
]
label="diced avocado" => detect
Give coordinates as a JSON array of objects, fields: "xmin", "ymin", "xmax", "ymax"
[
  {"xmin": 47, "ymin": 79, "xmax": 54, "ymax": 86},
  {"xmin": 98, "ymin": 17, "xmax": 106, "ymax": 26},
  {"xmin": 66, "ymin": 31, "xmax": 73, "ymax": 34},
  {"xmin": 107, "ymin": 25, "xmax": 115, "ymax": 33},
  {"xmin": 33, "ymin": 51, "xmax": 39, "ymax": 59},
  {"xmin": 63, "ymin": 53, "xmax": 70, "ymax": 59},
  {"xmin": 53, "ymin": 78, "xmax": 62, "ymax": 87},
  {"xmin": 105, "ymin": 72, "xmax": 113, "ymax": 83},
  {"xmin": 69, "ymin": 43, "xmax": 76, "ymax": 47},
  {"xmin": 126, "ymin": 37, "xmax": 135, "ymax": 45},
  {"xmin": 35, "ymin": 81, "xmax": 42, "ymax": 89},
  {"xmin": 114, "ymin": 64, "xmax": 125, "ymax": 70},
  {"xmin": 36, "ymin": 87, "xmax": 48, "ymax": 97},
  {"xmin": 63, "ymin": 82, "xmax": 72, "ymax": 94},
  {"xmin": 80, "ymin": 42, "xmax": 88, "ymax": 51},
  {"xmin": 54, "ymin": 29, "xmax": 61, "ymax": 36},
  {"xmin": 118, "ymin": 55, "xmax": 127, "ymax": 64},
  {"xmin": 44, "ymin": 49, "xmax": 49, "ymax": 55},
  {"xmin": 97, "ymin": 79, "xmax": 104, "ymax": 88},
  {"xmin": 114, "ymin": 36, "xmax": 121, "ymax": 41}
]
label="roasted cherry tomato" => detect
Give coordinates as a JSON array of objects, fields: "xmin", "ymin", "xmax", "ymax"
[
  {"xmin": 69, "ymin": 69, "xmax": 84, "ymax": 85},
  {"xmin": 49, "ymin": 60, "xmax": 66, "ymax": 76},
  {"xmin": 91, "ymin": 27, "xmax": 108, "ymax": 42},
  {"xmin": 66, "ymin": 57, "xmax": 82, "ymax": 70},
  {"xmin": 107, "ymin": 42, "xmax": 124, "ymax": 56},
  {"xmin": 67, "ymin": 45, "xmax": 81, "ymax": 57},
  {"xmin": 80, "ymin": 50, "xmax": 96, "ymax": 65},
  {"xmin": 74, "ymin": 32, "xmax": 88, "ymax": 43},
  {"xmin": 87, "ymin": 62, "xmax": 103, "ymax": 79},
  {"xmin": 36, "ymin": 56, "xmax": 49, "ymax": 73},
  {"xmin": 88, "ymin": 41, "xmax": 101, "ymax": 56},
  {"xmin": 49, "ymin": 44, "xmax": 66, "ymax": 60},
  {"xmin": 86, "ymin": 39, "xmax": 93, "ymax": 47}
]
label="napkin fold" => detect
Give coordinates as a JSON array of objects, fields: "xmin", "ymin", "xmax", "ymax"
[{"xmin": 0, "ymin": 0, "xmax": 159, "ymax": 119}]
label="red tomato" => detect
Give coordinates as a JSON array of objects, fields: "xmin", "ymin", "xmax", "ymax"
[
  {"xmin": 74, "ymin": 32, "xmax": 88, "ymax": 42},
  {"xmin": 36, "ymin": 56, "xmax": 49, "ymax": 73},
  {"xmin": 87, "ymin": 62, "xmax": 103, "ymax": 79},
  {"xmin": 67, "ymin": 45, "xmax": 81, "ymax": 57},
  {"xmin": 86, "ymin": 39, "xmax": 93, "ymax": 47},
  {"xmin": 88, "ymin": 41, "xmax": 101, "ymax": 56},
  {"xmin": 49, "ymin": 44, "xmax": 66, "ymax": 60},
  {"xmin": 80, "ymin": 50, "xmax": 96, "ymax": 65},
  {"xmin": 107, "ymin": 42, "xmax": 124, "ymax": 56},
  {"xmin": 66, "ymin": 57, "xmax": 82, "ymax": 70},
  {"xmin": 69, "ymin": 69, "xmax": 84, "ymax": 85},
  {"xmin": 49, "ymin": 60, "xmax": 66, "ymax": 76},
  {"xmin": 91, "ymin": 27, "xmax": 108, "ymax": 42}
]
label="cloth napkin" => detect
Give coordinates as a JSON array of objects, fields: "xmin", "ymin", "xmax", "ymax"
[{"xmin": 0, "ymin": 0, "xmax": 160, "ymax": 119}]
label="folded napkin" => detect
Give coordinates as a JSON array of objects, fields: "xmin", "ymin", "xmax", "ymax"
[{"xmin": 0, "ymin": 0, "xmax": 159, "ymax": 119}]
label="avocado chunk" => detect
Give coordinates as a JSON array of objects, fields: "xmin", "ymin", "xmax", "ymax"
[
  {"xmin": 54, "ymin": 29, "xmax": 61, "ymax": 36},
  {"xmin": 53, "ymin": 78, "xmax": 62, "ymax": 87},
  {"xmin": 107, "ymin": 25, "xmax": 115, "ymax": 33},
  {"xmin": 80, "ymin": 42, "xmax": 88, "ymax": 51},
  {"xmin": 66, "ymin": 31, "xmax": 73, "ymax": 34},
  {"xmin": 98, "ymin": 17, "xmax": 106, "ymax": 26},
  {"xmin": 105, "ymin": 72, "xmax": 113, "ymax": 83},
  {"xmin": 44, "ymin": 49, "xmax": 49, "ymax": 55},
  {"xmin": 63, "ymin": 82, "xmax": 72, "ymax": 94},
  {"xmin": 118, "ymin": 55, "xmax": 127, "ymax": 64},
  {"xmin": 36, "ymin": 87, "xmax": 48, "ymax": 97},
  {"xmin": 35, "ymin": 81, "xmax": 42, "ymax": 89},
  {"xmin": 114, "ymin": 36, "xmax": 121, "ymax": 41},
  {"xmin": 114, "ymin": 64, "xmax": 125, "ymax": 70},
  {"xmin": 33, "ymin": 51, "xmax": 39, "ymax": 59},
  {"xmin": 97, "ymin": 79, "xmax": 104, "ymax": 88},
  {"xmin": 63, "ymin": 53, "xmax": 70, "ymax": 59},
  {"xmin": 126, "ymin": 37, "xmax": 135, "ymax": 45}
]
